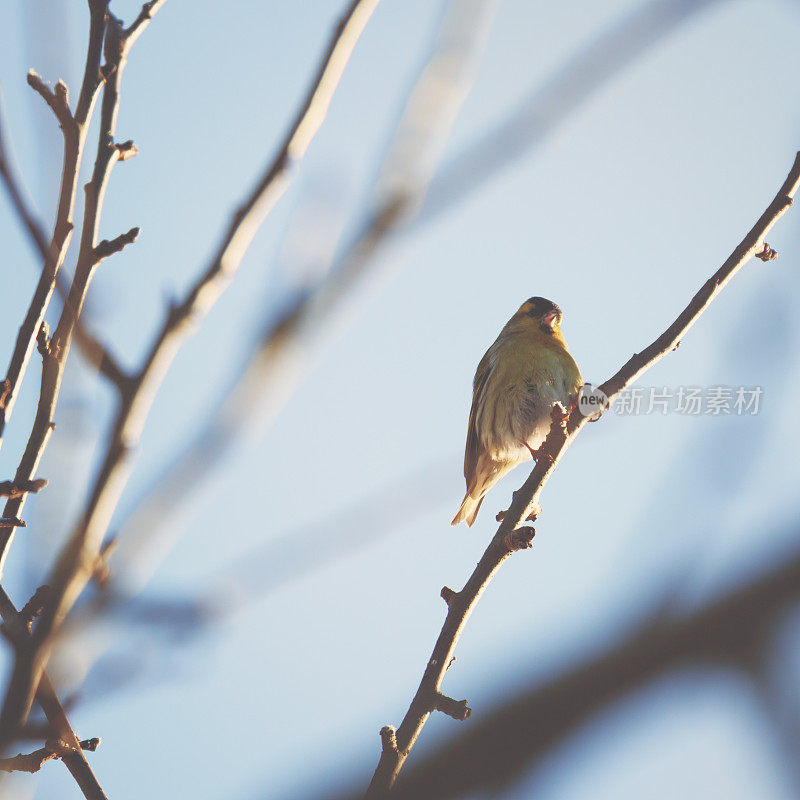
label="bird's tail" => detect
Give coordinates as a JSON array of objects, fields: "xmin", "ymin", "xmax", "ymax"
[{"xmin": 451, "ymin": 492, "xmax": 485, "ymax": 527}]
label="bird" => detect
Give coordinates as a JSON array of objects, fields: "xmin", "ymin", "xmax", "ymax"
[{"xmin": 451, "ymin": 296, "xmax": 582, "ymax": 527}]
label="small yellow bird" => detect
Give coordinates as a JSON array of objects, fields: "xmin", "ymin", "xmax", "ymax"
[{"xmin": 452, "ymin": 297, "xmax": 582, "ymax": 527}]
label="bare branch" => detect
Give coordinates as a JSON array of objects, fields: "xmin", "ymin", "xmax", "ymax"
[
  {"xmin": 0, "ymin": 105, "xmax": 131, "ymax": 390},
  {"xmin": 363, "ymin": 153, "xmax": 800, "ymax": 796},
  {"xmin": 432, "ymin": 693, "xmax": 471, "ymax": 722},
  {"xmin": 75, "ymin": 1, "xmax": 109, "ymax": 127},
  {"xmin": 0, "ymin": 0, "xmax": 106, "ymax": 449},
  {"xmin": 0, "ymin": 4, "xmax": 148, "ymax": 796},
  {"xmin": 755, "ymin": 241, "xmax": 777, "ymax": 261},
  {"xmin": 92, "ymin": 226, "xmax": 140, "ymax": 262},
  {"xmin": 19, "ymin": 586, "xmax": 50, "ymax": 628},
  {"xmin": 36, "ymin": 321, "xmax": 51, "ymax": 359},
  {"xmin": 379, "ymin": 726, "xmax": 399, "ymax": 757},
  {"xmin": 0, "ymin": 65, "xmax": 132, "ymax": 565},
  {"xmin": 0, "ymin": 0, "xmax": 167, "ymax": 761},
  {"xmin": 369, "ymin": 725, "xmax": 401, "ymax": 792},
  {"xmin": 124, "ymin": 0, "xmax": 169, "ymax": 48},
  {"xmin": 0, "ymin": 480, "xmax": 48, "ymax": 500},
  {"xmin": 0, "ymin": 0, "xmax": 107, "ymax": 452},
  {"xmin": 25, "ymin": 72, "xmax": 74, "ymax": 133},
  {"xmin": 502, "ymin": 526, "xmax": 536, "ymax": 552},
  {"xmin": 0, "ymin": 0, "xmax": 380, "ymax": 755},
  {"xmin": 0, "ymin": 588, "xmax": 107, "ymax": 800},
  {"xmin": 0, "ymin": 737, "xmax": 99, "ymax": 775},
  {"xmin": 440, "ymin": 586, "xmax": 458, "ymax": 607},
  {"xmin": 114, "ymin": 139, "xmax": 138, "ymax": 161}
]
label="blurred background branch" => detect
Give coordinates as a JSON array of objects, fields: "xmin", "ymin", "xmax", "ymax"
[
  {"xmin": 416, "ymin": 0, "xmax": 723, "ymax": 225},
  {"xmin": 322, "ymin": 528, "xmax": 800, "ymax": 800},
  {"xmin": 98, "ymin": 0, "xmax": 501, "ymax": 615}
]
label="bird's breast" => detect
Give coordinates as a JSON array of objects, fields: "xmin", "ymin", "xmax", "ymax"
[{"xmin": 476, "ymin": 338, "xmax": 579, "ymax": 461}]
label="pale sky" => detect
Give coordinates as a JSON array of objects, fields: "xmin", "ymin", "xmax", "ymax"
[{"xmin": 2, "ymin": 1, "xmax": 800, "ymax": 799}]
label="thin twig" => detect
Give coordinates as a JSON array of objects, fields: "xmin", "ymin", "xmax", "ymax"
[
  {"xmin": 0, "ymin": 587, "xmax": 107, "ymax": 800},
  {"xmin": 0, "ymin": 0, "xmax": 167, "ymax": 759},
  {"xmin": 0, "ymin": 0, "xmax": 108, "ymax": 449},
  {"xmin": 93, "ymin": 226, "xmax": 140, "ymax": 262},
  {"xmin": 0, "ymin": 0, "xmax": 380, "ymax": 754},
  {"xmin": 0, "ymin": 479, "xmax": 47, "ymax": 499},
  {"xmin": 0, "ymin": 736, "xmax": 99, "ymax": 775},
  {"xmin": 124, "ymin": 0, "xmax": 169, "ymax": 47},
  {"xmin": 364, "ymin": 152, "xmax": 800, "ymax": 796},
  {"xmin": 18, "ymin": 585, "xmax": 50, "ymax": 627},
  {"xmin": 0, "ymin": 106, "xmax": 130, "ymax": 386},
  {"xmin": 0, "ymin": 0, "xmax": 111, "ymax": 578}
]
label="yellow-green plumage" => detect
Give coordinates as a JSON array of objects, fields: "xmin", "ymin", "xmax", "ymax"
[{"xmin": 452, "ymin": 297, "xmax": 582, "ymax": 527}]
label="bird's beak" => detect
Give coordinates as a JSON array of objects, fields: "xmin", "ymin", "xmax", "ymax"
[{"xmin": 541, "ymin": 311, "xmax": 559, "ymax": 329}]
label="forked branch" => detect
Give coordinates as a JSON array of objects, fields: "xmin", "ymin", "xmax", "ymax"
[
  {"xmin": 0, "ymin": 112, "xmax": 130, "ymax": 391},
  {"xmin": 0, "ymin": 0, "xmax": 382, "ymax": 760},
  {"xmin": 0, "ymin": 5, "xmax": 167, "ymax": 788}
]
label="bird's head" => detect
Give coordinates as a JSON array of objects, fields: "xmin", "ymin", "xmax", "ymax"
[{"xmin": 505, "ymin": 296, "xmax": 565, "ymax": 342}]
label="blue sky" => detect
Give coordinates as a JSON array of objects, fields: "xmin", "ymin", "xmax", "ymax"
[{"xmin": 2, "ymin": 1, "xmax": 800, "ymax": 798}]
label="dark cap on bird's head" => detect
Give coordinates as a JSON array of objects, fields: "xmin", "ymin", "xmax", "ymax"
[{"xmin": 518, "ymin": 296, "xmax": 562, "ymax": 331}]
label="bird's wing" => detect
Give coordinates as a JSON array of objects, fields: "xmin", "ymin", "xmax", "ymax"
[
  {"xmin": 558, "ymin": 347, "xmax": 583, "ymax": 404},
  {"xmin": 464, "ymin": 346, "xmax": 494, "ymax": 485}
]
